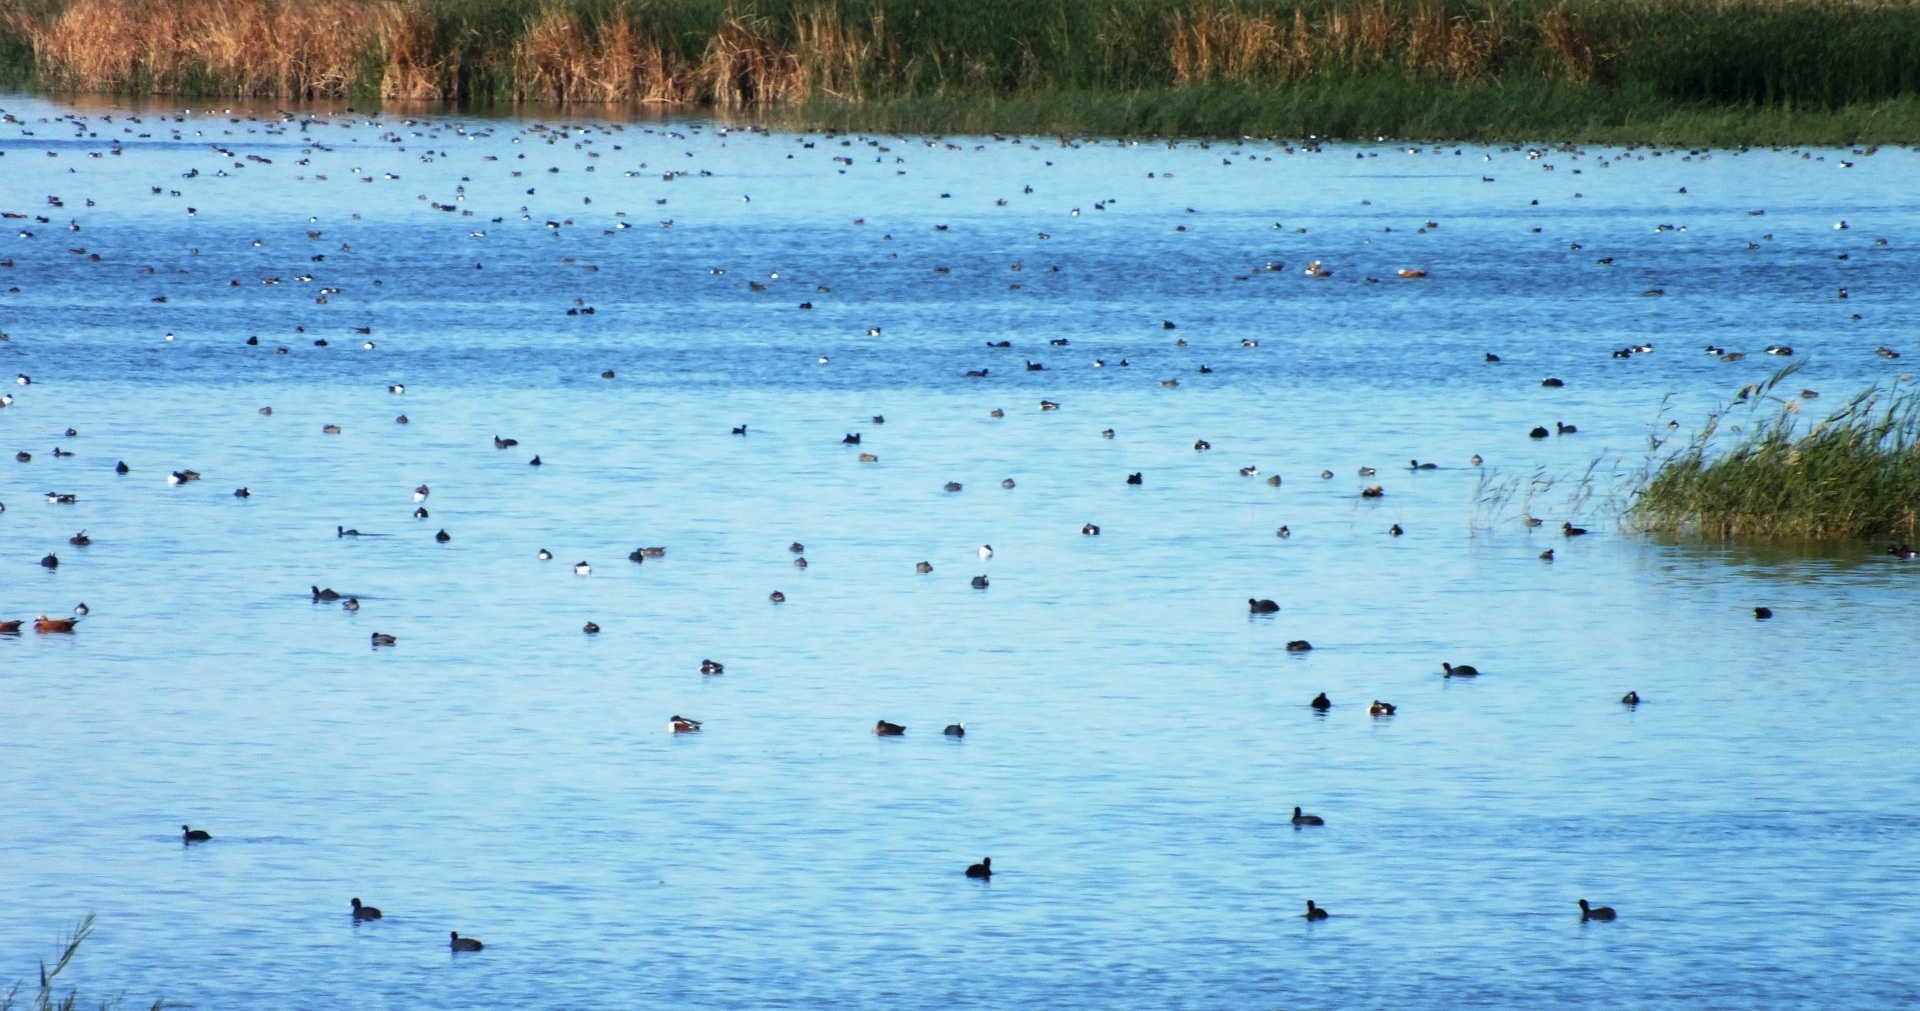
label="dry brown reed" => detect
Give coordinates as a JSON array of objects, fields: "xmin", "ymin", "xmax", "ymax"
[{"xmin": 1171, "ymin": 3, "xmax": 1509, "ymax": 86}]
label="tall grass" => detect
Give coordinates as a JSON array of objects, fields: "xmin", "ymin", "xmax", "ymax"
[
  {"xmin": 1, "ymin": 913, "xmax": 163, "ymax": 1011},
  {"xmin": 1632, "ymin": 366, "xmax": 1920, "ymax": 541},
  {"xmin": 4, "ymin": 0, "xmax": 1920, "ymax": 140}
]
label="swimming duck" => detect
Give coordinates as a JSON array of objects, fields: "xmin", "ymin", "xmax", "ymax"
[
  {"xmin": 1754, "ymin": 606, "xmax": 1773, "ymax": 620},
  {"xmin": 233, "ymin": 487, "xmax": 251, "ymax": 498},
  {"xmin": 1621, "ymin": 690, "xmax": 1640, "ymax": 706},
  {"xmin": 538, "ymin": 549, "xmax": 553, "ymax": 561},
  {"xmin": 1292, "ymin": 806, "xmax": 1325, "ymax": 825},
  {"xmin": 639, "ymin": 546, "xmax": 666, "ymax": 557},
  {"xmin": 1194, "ymin": 440, "xmax": 1211, "ymax": 451},
  {"xmin": 794, "ymin": 557, "xmax": 808, "ymax": 569},
  {"xmin": 1556, "ymin": 422, "xmax": 1578, "ymax": 435},
  {"xmin": 700, "ymin": 660, "xmax": 725, "ymax": 675},
  {"xmin": 859, "ymin": 453, "xmax": 879, "ymax": 463},
  {"xmin": 770, "ymin": 591, "xmax": 786, "ymax": 603},
  {"xmin": 978, "ymin": 545, "xmax": 993, "ymax": 560},
  {"xmin": 1485, "ymin": 353, "xmax": 1501, "ymax": 362},
  {"xmin": 35, "ymin": 615, "xmax": 78, "ymax": 633},
  {"xmin": 1369, "ymin": 700, "xmax": 1396, "ymax": 716},
  {"xmin": 1766, "ymin": 345, "xmax": 1794, "ymax": 356},
  {"xmin": 1540, "ymin": 549, "xmax": 1555, "ymax": 561},
  {"xmin": 450, "ymin": 932, "xmax": 484, "ymax": 951},
  {"xmin": 1127, "ymin": 472, "xmax": 1143, "ymax": 485},
  {"xmin": 1101, "ymin": 429, "xmax": 1115, "ymax": 438},
  {"xmin": 351, "ymin": 898, "xmax": 382, "ymax": 920},
  {"xmin": 1286, "ymin": 640, "xmax": 1312, "ymax": 652},
  {"xmin": 1398, "ymin": 268, "xmax": 1428, "ymax": 278},
  {"xmin": 965, "ymin": 369, "xmax": 990, "ymax": 378},
  {"xmin": 0, "ymin": 620, "xmax": 19, "ymax": 634},
  {"xmin": 1541, "ymin": 377, "xmax": 1565, "ymax": 388},
  {"xmin": 583, "ymin": 621, "xmax": 600, "ymax": 634},
  {"xmin": 342, "ymin": 597, "xmax": 359, "ymax": 611},
  {"xmin": 371, "ymin": 632, "xmax": 397, "ymax": 646},
  {"xmin": 843, "ymin": 433, "xmax": 861, "ymax": 445},
  {"xmin": 182, "ymin": 825, "xmax": 211, "ymax": 843},
  {"xmin": 493, "ymin": 435, "xmax": 518, "ymax": 449},
  {"xmin": 1361, "ymin": 486, "xmax": 1384, "ymax": 498},
  {"xmin": 529, "ymin": 456, "xmax": 542, "ymax": 466},
  {"xmin": 1241, "ymin": 339, "xmax": 1259, "ymax": 347},
  {"xmin": 971, "ymin": 575, "xmax": 989, "ymax": 589},
  {"xmin": 413, "ymin": 507, "xmax": 429, "ymax": 519},
  {"xmin": 1889, "ymin": 544, "xmax": 1916, "ymax": 560},
  {"xmin": 1563, "ymin": 522, "xmax": 1587, "ymax": 537},
  {"xmin": 944, "ymin": 724, "xmax": 965, "ymax": 737},
  {"xmin": 1578, "ymin": 899, "xmax": 1616, "ymax": 922},
  {"xmin": 1040, "ymin": 400, "xmax": 1060, "ymax": 411},
  {"xmin": 1081, "ymin": 523, "xmax": 1100, "ymax": 535},
  {"xmin": 1025, "ymin": 360, "xmax": 1045, "ymax": 371},
  {"xmin": 1239, "ymin": 466, "xmax": 1259, "ymax": 477},
  {"xmin": 965, "ymin": 857, "xmax": 991, "ymax": 878},
  {"xmin": 1310, "ymin": 692, "xmax": 1331, "ymax": 711},
  {"xmin": 916, "ymin": 561, "xmax": 933, "ymax": 573},
  {"xmin": 670, "ymin": 715, "xmax": 702, "ymax": 733},
  {"xmin": 1389, "ymin": 524, "xmax": 1403, "ymax": 536},
  {"xmin": 875, "ymin": 720, "xmax": 906, "ymax": 736},
  {"xmin": 1002, "ymin": 478, "xmax": 1016, "ymax": 489},
  {"xmin": 1249, "ymin": 599, "xmax": 1280, "ymax": 613},
  {"xmin": 1304, "ymin": 900, "xmax": 1329, "ymax": 921},
  {"xmin": 1442, "ymin": 662, "xmax": 1479, "ymax": 677},
  {"xmin": 40, "ymin": 553, "xmax": 58, "ymax": 569},
  {"xmin": 115, "ymin": 461, "xmax": 129, "ymax": 474},
  {"xmin": 435, "ymin": 529, "xmax": 451, "ymax": 543},
  {"xmin": 1277, "ymin": 526, "xmax": 1291, "ymax": 538},
  {"xmin": 574, "ymin": 561, "xmax": 591, "ymax": 575},
  {"xmin": 69, "ymin": 530, "xmax": 90, "ymax": 546},
  {"xmin": 387, "ymin": 384, "xmax": 404, "ymax": 394},
  {"xmin": 413, "ymin": 485, "xmax": 429, "ymax": 501},
  {"xmin": 732, "ymin": 424, "xmax": 748, "ymax": 435},
  {"xmin": 944, "ymin": 482, "xmax": 963, "ymax": 492},
  {"xmin": 312, "ymin": 586, "xmax": 341, "ymax": 602}
]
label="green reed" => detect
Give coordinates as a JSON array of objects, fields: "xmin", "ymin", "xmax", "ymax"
[{"xmin": 1632, "ymin": 366, "xmax": 1920, "ymax": 541}]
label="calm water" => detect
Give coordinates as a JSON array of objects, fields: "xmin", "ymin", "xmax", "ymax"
[{"xmin": 2, "ymin": 95, "xmax": 1917, "ymax": 1009}]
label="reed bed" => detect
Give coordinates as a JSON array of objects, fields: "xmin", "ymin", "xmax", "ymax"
[
  {"xmin": 4, "ymin": 0, "xmax": 1920, "ymax": 140},
  {"xmin": 1, "ymin": 913, "xmax": 164, "ymax": 1011},
  {"xmin": 1632, "ymin": 368, "xmax": 1920, "ymax": 541}
]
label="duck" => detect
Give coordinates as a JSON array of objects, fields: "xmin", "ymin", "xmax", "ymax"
[
  {"xmin": 387, "ymin": 384, "xmax": 405, "ymax": 394},
  {"xmin": 1126, "ymin": 472, "xmax": 1143, "ymax": 485},
  {"xmin": 1360, "ymin": 485, "xmax": 1384, "ymax": 498},
  {"xmin": 182, "ymin": 825, "xmax": 212, "ymax": 843},
  {"xmin": 1025, "ymin": 360, "xmax": 1045, "ymax": 371},
  {"xmin": 1194, "ymin": 440, "xmax": 1211, "ymax": 451},
  {"xmin": 1369, "ymin": 700, "xmax": 1396, "ymax": 716},
  {"xmin": 233, "ymin": 487, "xmax": 251, "ymax": 499},
  {"xmin": 1754, "ymin": 606, "xmax": 1773, "ymax": 620},
  {"xmin": 965, "ymin": 857, "xmax": 992, "ymax": 879},
  {"xmin": 115, "ymin": 461, "xmax": 129, "ymax": 474},
  {"xmin": 414, "ymin": 507, "xmax": 429, "ymax": 519},
  {"xmin": 583, "ymin": 621, "xmax": 600, "ymax": 635},
  {"xmin": 638, "ymin": 546, "xmax": 667, "ymax": 557},
  {"xmin": 700, "ymin": 659, "xmax": 725, "ymax": 675},
  {"xmin": 1398, "ymin": 268, "xmax": 1428, "ymax": 278},
  {"xmin": 342, "ymin": 597, "xmax": 360, "ymax": 611},
  {"xmin": 1248, "ymin": 598, "xmax": 1280, "ymax": 613},
  {"xmin": 1539, "ymin": 549, "xmax": 1555, "ymax": 561},
  {"xmin": 670, "ymin": 715, "xmax": 702, "ymax": 733},
  {"xmin": 859, "ymin": 453, "xmax": 879, "ymax": 463},
  {"xmin": 1408, "ymin": 460, "xmax": 1435, "ymax": 470},
  {"xmin": 1310, "ymin": 692, "xmax": 1331, "ymax": 711},
  {"xmin": 1292, "ymin": 806, "xmax": 1325, "ymax": 826},
  {"xmin": 1276, "ymin": 526, "xmax": 1291, "ymax": 538},
  {"xmin": 978, "ymin": 545, "xmax": 993, "ymax": 560},
  {"xmin": 1304, "ymin": 900, "xmax": 1329, "ymax": 921},
  {"xmin": 1621, "ymin": 690, "xmax": 1640, "ymax": 706},
  {"xmin": 1039, "ymin": 400, "xmax": 1061, "ymax": 411},
  {"xmin": 1541, "ymin": 377, "xmax": 1565, "ymax": 388},
  {"xmin": 35, "ymin": 615, "xmax": 78, "ymax": 633},
  {"xmin": 1888, "ymin": 544, "xmax": 1916, "ymax": 560},
  {"xmin": 915, "ymin": 561, "xmax": 933, "ymax": 573},
  {"xmin": 1101, "ymin": 428, "xmax": 1115, "ymax": 439},
  {"xmin": 529, "ymin": 456, "xmax": 542, "ymax": 467},
  {"xmin": 0, "ymin": 620, "xmax": 20, "ymax": 634},
  {"xmin": 1556, "ymin": 422, "xmax": 1578, "ymax": 435},
  {"xmin": 350, "ymin": 898, "xmax": 382, "ymax": 920},
  {"xmin": 842, "ymin": 433, "xmax": 861, "ymax": 445},
  {"xmin": 964, "ymin": 368, "xmax": 990, "ymax": 378},
  {"xmin": 1442, "ymin": 662, "xmax": 1479, "ymax": 677},
  {"xmin": 1485, "ymin": 353, "xmax": 1501, "ymax": 362},
  {"xmin": 732, "ymin": 424, "xmax": 748, "ymax": 435},
  {"xmin": 370, "ymin": 632, "xmax": 397, "ymax": 646},
  {"xmin": 793, "ymin": 557, "xmax": 808, "ymax": 569},
  {"xmin": 312, "ymin": 586, "xmax": 341, "ymax": 602},
  {"xmin": 1578, "ymin": 899, "xmax": 1617, "ymax": 922},
  {"xmin": 789, "ymin": 542, "xmax": 806, "ymax": 554},
  {"xmin": 435, "ymin": 529, "xmax": 451, "ymax": 543},
  {"xmin": 769, "ymin": 591, "xmax": 786, "ymax": 603},
  {"xmin": 1563, "ymin": 522, "xmax": 1587, "ymax": 537},
  {"xmin": 971, "ymin": 575, "xmax": 989, "ymax": 588},
  {"xmin": 1081, "ymin": 523, "xmax": 1101, "ymax": 535},
  {"xmin": 1529, "ymin": 426, "xmax": 1551, "ymax": 439},
  {"xmin": 493, "ymin": 435, "xmax": 518, "ymax": 449},
  {"xmin": 944, "ymin": 481, "xmax": 963, "ymax": 492},
  {"xmin": 450, "ymin": 931, "xmax": 485, "ymax": 951},
  {"xmin": 1389, "ymin": 524, "xmax": 1403, "ymax": 536},
  {"xmin": 68, "ymin": 530, "xmax": 90, "ymax": 546},
  {"xmin": 944, "ymin": 724, "xmax": 965, "ymax": 737},
  {"xmin": 538, "ymin": 549, "xmax": 553, "ymax": 561},
  {"xmin": 413, "ymin": 485, "xmax": 429, "ymax": 501},
  {"xmin": 875, "ymin": 720, "xmax": 907, "ymax": 736},
  {"xmin": 573, "ymin": 561, "xmax": 591, "ymax": 575}
]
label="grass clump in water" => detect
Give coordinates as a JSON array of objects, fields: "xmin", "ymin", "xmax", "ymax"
[
  {"xmin": 1632, "ymin": 366, "xmax": 1920, "ymax": 542},
  {"xmin": 1, "ymin": 913, "xmax": 163, "ymax": 1011}
]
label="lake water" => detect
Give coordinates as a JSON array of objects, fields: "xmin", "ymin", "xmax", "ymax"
[{"xmin": 2, "ymin": 94, "xmax": 1917, "ymax": 1009}]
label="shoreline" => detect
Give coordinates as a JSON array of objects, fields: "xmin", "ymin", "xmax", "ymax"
[{"xmin": 5, "ymin": 0, "xmax": 1920, "ymax": 145}]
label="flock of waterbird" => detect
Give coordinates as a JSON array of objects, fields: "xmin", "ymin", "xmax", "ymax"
[{"xmin": 4, "ymin": 100, "xmax": 1915, "ymax": 952}]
